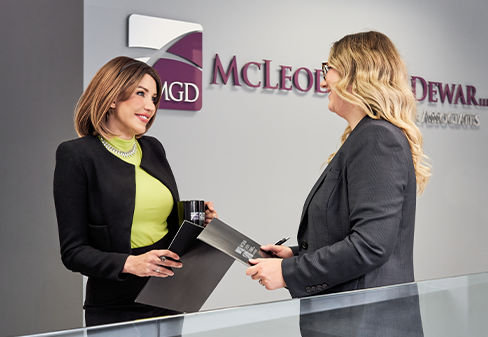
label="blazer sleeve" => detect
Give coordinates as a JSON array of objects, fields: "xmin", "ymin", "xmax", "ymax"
[
  {"xmin": 53, "ymin": 142, "xmax": 129, "ymax": 281},
  {"xmin": 282, "ymin": 124, "xmax": 411, "ymax": 297}
]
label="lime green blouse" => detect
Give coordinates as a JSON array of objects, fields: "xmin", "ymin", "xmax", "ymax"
[{"xmin": 101, "ymin": 136, "xmax": 174, "ymax": 248}]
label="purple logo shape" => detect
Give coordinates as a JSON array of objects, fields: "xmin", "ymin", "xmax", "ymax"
[{"xmin": 153, "ymin": 32, "xmax": 202, "ymax": 111}]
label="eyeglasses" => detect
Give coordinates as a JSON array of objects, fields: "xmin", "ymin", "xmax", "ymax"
[{"xmin": 321, "ymin": 62, "xmax": 332, "ymax": 80}]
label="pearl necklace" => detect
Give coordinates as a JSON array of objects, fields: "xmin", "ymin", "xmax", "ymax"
[{"xmin": 99, "ymin": 136, "xmax": 137, "ymax": 158}]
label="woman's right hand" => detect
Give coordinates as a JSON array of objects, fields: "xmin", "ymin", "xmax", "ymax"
[
  {"xmin": 122, "ymin": 249, "xmax": 182, "ymax": 278},
  {"xmin": 260, "ymin": 244, "xmax": 293, "ymax": 259}
]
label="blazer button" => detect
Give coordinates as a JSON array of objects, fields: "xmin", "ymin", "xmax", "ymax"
[{"xmin": 300, "ymin": 241, "xmax": 308, "ymax": 250}]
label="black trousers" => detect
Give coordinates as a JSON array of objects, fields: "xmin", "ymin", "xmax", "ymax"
[{"xmin": 84, "ymin": 235, "xmax": 181, "ymax": 327}]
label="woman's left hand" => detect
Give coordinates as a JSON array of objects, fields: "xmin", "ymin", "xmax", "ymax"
[
  {"xmin": 204, "ymin": 201, "xmax": 218, "ymax": 225},
  {"xmin": 246, "ymin": 258, "xmax": 286, "ymax": 290}
]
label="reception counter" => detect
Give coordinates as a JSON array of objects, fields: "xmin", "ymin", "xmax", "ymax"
[{"xmin": 24, "ymin": 272, "xmax": 488, "ymax": 337}]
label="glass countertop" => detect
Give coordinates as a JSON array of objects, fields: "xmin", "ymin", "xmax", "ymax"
[{"xmin": 23, "ymin": 272, "xmax": 488, "ymax": 337}]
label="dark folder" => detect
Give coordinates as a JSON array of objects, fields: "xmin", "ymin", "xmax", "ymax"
[
  {"xmin": 197, "ymin": 218, "xmax": 273, "ymax": 265},
  {"xmin": 136, "ymin": 218, "xmax": 271, "ymax": 312},
  {"xmin": 167, "ymin": 220, "xmax": 205, "ymax": 255},
  {"xmin": 136, "ymin": 221, "xmax": 234, "ymax": 313}
]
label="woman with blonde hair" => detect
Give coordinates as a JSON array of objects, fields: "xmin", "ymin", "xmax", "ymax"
[
  {"xmin": 247, "ymin": 31, "xmax": 430, "ymax": 297},
  {"xmin": 54, "ymin": 56, "xmax": 217, "ymax": 326}
]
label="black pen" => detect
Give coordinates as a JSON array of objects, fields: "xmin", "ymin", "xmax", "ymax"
[
  {"xmin": 256, "ymin": 236, "xmax": 291, "ymax": 260},
  {"xmin": 274, "ymin": 237, "xmax": 290, "ymax": 245}
]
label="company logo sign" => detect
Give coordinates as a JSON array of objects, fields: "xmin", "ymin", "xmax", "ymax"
[
  {"xmin": 211, "ymin": 54, "xmax": 326, "ymax": 94},
  {"xmin": 411, "ymin": 75, "xmax": 487, "ymax": 127},
  {"xmin": 127, "ymin": 14, "xmax": 486, "ymax": 127},
  {"xmin": 128, "ymin": 14, "xmax": 202, "ymax": 111}
]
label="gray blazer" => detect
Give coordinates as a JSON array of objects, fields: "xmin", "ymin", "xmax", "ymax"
[{"xmin": 282, "ymin": 116, "xmax": 417, "ymax": 298}]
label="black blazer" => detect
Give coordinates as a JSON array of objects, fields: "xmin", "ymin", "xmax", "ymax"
[
  {"xmin": 282, "ymin": 116, "xmax": 417, "ymax": 298},
  {"xmin": 53, "ymin": 135, "xmax": 180, "ymax": 282}
]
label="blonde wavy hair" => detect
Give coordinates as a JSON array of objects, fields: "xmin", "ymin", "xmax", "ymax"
[
  {"xmin": 327, "ymin": 31, "xmax": 430, "ymax": 194},
  {"xmin": 74, "ymin": 56, "xmax": 162, "ymax": 138}
]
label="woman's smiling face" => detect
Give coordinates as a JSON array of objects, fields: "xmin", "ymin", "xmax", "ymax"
[{"xmin": 107, "ymin": 74, "xmax": 158, "ymax": 139}]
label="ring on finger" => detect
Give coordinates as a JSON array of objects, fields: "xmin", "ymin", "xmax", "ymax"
[{"xmin": 155, "ymin": 268, "xmax": 161, "ymax": 273}]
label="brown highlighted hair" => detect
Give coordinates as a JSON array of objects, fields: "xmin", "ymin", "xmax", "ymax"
[
  {"xmin": 327, "ymin": 31, "xmax": 431, "ymax": 194},
  {"xmin": 74, "ymin": 56, "xmax": 162, "ymax": 137}
]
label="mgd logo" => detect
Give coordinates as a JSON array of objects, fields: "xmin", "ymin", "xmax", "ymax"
[{"xmin": 128, "ymin": 14, "xmax": 203, "ymax": 111}]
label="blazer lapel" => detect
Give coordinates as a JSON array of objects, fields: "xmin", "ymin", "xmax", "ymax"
[
  {"xmin": 298, "ymin": 116, "xmax": 370, "ymax": 231},
  {"xmin": 298, "ymin": 145, "xmax": 344, "ymax": 226},
  {"xmin": 138, "ymin": 138, "xmax": 179, "ymax": 200},
  {"xmin": 299, "ymin": 166, "xmax": 331, "ymax": 225}
]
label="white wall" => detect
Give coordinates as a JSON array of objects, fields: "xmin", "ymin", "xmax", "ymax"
[{"xmin": 84, "ymin": 0, "xmax": 488, "ymax": 310}]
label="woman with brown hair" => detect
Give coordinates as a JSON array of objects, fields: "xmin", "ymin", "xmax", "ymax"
[
  {"xmin": 54, "ymin": 56, "xmax": 217, "ymax": 326},
  {"xmin": 247, "ymin": 31, "xmax": 430, "ymax": 297}
]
